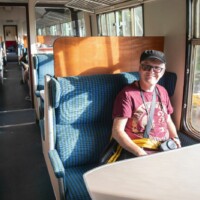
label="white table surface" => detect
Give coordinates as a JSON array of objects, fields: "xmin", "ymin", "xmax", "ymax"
[{"xmin": 84, "ymin": 144, "xmax": 200, "ymax": 200}]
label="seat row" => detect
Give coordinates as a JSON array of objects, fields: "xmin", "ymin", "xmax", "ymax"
[
  {"xmin": 32, "ymin": 53, "xmax": 54, "ymax": 136},
  {"xmin": 42, "ymin": 71, "xmax": 177, "ymax": 199}
]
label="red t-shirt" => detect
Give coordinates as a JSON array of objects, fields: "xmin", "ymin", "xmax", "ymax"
[{"xmin": 112, "ymin": 81, "xmax": 173, "ymax": 141}]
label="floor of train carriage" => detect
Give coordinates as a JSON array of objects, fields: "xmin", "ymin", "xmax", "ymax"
[{"xmin": 0, "ymin": 52, "xmax": 55, "ymax": 200}]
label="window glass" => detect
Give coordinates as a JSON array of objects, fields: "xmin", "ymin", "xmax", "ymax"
[
  {"xmin": 35, "ymin": 6, "xmax": 72, "ymax": 36},
  {"xmin": 122, "ymin": 9, "xmax": 131, "ymax": 36},
  {"xmin": 42, "ymin": 27, "xmax": 46, "ymax": 35},
  {"xmin": 61, "ymin": 22, "xmax": 73, "ymax": 36},
  {"xmin": 97, "ymin": 15, "xmax": 102, "ymax": 35},
  {"xmin": 116, "ymin": 11, "xmax": 123, "ymax": 36},
  {"xmin": 78, "ymin": 12, "xmax": 86, "ymax": 37},
  {"xmin": 106, "ymin": 12, "xmax": 116, "ymax": 36},
  {"xmin": 97, "ymin": 5, "xmax": 143, "ymax": 36},
  {"xmin": 186, "ymin": 0, "xmax": 200, "ymax": 135},
  {"xmin": 190, "ymin": 45, "xmax": 200, "ymax": 131},
  {"xmin": 37, "ymin": 28, "xmax": 42, "ymax": 35},
  {"xmin": 134, "ymin": 6, "xmax": 143, "ymax": 36},
  {"xmin": 100, "ymin": 14, "xmax": 108, "ymax": 36},
  {"xmin": 46, "ymin": 27, "xmax": 50, "ymax": 35},
  {"xmin": 50, "ymin": 25, "xmax": 56, "ymax": 35}
]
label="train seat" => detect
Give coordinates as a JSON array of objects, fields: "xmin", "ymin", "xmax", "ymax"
[
  {"xmin": 45, "ymin": 71, "xmax": 177, "ymax": 200},
  {"xmin": 32, "ymin": 54, "xmax": 54, "ymax": 142},
  {"xmin": 32, "ymin": 53, "xmax": 54, "ymax": 122}
]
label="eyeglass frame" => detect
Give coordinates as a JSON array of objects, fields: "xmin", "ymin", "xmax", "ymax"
[{"xmin": 140, "ymin": 64, "xmax": 165, "ymax": 73}]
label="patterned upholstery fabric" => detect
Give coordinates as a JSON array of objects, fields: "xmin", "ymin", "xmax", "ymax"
[
  {"xmin": 33, "ymin": 54, "xmax": 54, "ymax": 91},
  {"xmin": 178, "ymin": 131, "xmax": 199, "ymax": 147},
  {"xmin": 39, "ymin": 99, "xmax": 44, "ymax": 119},
  {"xmin": 158, "ymin": 71, "xmax": 177, "ymax": 96},
  {"xmin": 33, "ymin": 54, "xmax": 54, "ymax": 122},
  {"xmin": 49, "ymin": 71, "xmax": 177, "ymax": 200},
  {"xmin": 65, "ymin": 164, "xmax": 96, "ymax": 200},
  {"xmin": 50, "ymin": 73, "xmax": 140, "ymax": 124},
  {"xmin": 39, "ymin": 118, "xmax": 45, "ymax": 140},
  {"xmin": 56, "ymin": 124, "xmax": 111, "ymax": 168}
]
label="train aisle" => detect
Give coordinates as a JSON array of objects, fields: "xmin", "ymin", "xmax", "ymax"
[{"xmin": 0, "ymin": 53, "xmax": 55, "ymax": 200}]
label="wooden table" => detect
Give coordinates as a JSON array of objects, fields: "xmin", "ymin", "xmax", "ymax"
[{"xmin": 84, "ymin": 144, "xmax": 200, "ymax": 200}]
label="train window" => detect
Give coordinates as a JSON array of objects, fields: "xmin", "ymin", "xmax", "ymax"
[
  {"xmin": 98, "ymin": 14, "xmax": 108, "ymax": 35},
  {"xmin": 46, "ymin": 27, "xmax": 50, "ymax": 35},
  {"xmin": 192, "ymin": 46, "xmax": 200, "ymax": 130},
  {"xmin": 35, "ymin": 6, "xmax": 73, "ymax": 36},
  {"xmin": 97, "ymin": 5, "xmax": 143, "ymax": 36},
  {"xmin": 134, "ymin": 6, "xmax": 143, "ymax": 36},
  {"xmin": 49, "ymin": 25, "xmax": 57, "ymax": 35},
  {"xmin": 77, "ymin": 12, "xmax": 86, "ymax": 37},
  {"xmin": 61, "ymin": 22, "xmax": 74, "ymax": 36},
  {"xmin": 186, "ymin": 0, "xmax": 200, "ymax": 136},
  {"xmin": 107, "ymin": 12, "xmax": 116, "ymax": 36},
  {"xmin": 121, "ymin": 9, "xmax": 132, "ymax": 36},
  {"xmin": 42, "ymin": 27, "xmax": 46, "ymax": 35}
]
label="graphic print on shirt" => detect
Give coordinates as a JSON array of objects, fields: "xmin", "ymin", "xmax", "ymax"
[{"xmin": 132, "ymin": 101, "xmax": 169, "ymax": 141}]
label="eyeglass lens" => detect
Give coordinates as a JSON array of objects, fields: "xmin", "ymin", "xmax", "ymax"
[{"xmin": 141, "ymin": 65, "xmax": 163, "ymax": 73}]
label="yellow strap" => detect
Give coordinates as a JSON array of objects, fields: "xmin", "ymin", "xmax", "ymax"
[
  {"xmin": 106, "ymin": 138, "xmax": 160, "ymax": 164},
  {"xmin": 133, "ymin": 138, "xmax": 161, "ymax": 150},
  {"xmin": 107, "ymin": 145, "xmax": 122, "ymax": 163}
]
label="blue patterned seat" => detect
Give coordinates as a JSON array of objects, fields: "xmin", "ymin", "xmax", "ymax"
[
  {"xmin": 47, "ymin": 71, "xmax": 177, "ymax": 200},
  {"xmin": 33, "ymin": 54, "xmax": 54, "ymax": 93},
  {"xmin": 32, "ymin": 54, "xmax": 54, "ymax": 142},
  {"xmin": 32, "ymin": 53, "xmax": 54, "ymax": 122}
]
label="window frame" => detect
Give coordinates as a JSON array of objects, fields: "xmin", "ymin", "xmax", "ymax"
[{"xmin": 182, "ymin": 0, "xmax": 200, "ymax": 139}]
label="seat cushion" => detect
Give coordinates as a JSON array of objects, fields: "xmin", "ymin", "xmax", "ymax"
[
  {"xmin": 56, "ymin": 123, "xmax": 111, "ymax": 168},
  {"xmin": 178, "ymin": 131, "xmax": 199, "ymax": 147},
  {"xmin": 65, "ymin": 164, "xmax": 97, "ymax": 200}
]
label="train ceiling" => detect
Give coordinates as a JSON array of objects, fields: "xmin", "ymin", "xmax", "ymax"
[
  {"xmin": 0, "ymin": 0, "xmax": 153, "ymax": 29},
  {"xmin": 0, "ymin": 0, "xmax": 149, "ymax": 13},
  {"xmin": 34, "ymin": 0, "xmax": 146, "ymax": 29}
]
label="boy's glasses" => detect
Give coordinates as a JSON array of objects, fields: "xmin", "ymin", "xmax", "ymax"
[{"xmin": 141, "ymin": 64, "xmax": 164, "ymax": 73}]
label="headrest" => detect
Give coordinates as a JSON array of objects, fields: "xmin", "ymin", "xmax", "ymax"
[{"xmin": 33, "ymin": 54, "xmax": 54, "ymax": 70}]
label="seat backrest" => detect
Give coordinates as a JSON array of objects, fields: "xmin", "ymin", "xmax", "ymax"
[
  {"xmin": 48, "ymin": 71, "xmax": 177, "ymax": 168},
  {"xmin": 33, "ymin": 54, "xmax": 54, "ymax": 91}
]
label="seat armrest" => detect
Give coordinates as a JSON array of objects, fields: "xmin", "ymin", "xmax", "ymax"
[
  {"xmin": 39, "ymin": 90, "xmax": 45, "ymax": 100},
  {"xmin": 35, "ymin": 90, "xmax": 41, "ymax": 98},
  {"xmin": 49, "ymin": 150, "xmax": 65, "ymax": 178},
  {"xmin": 35, "ymin": 90, "xmax": 45, "ymax": 100}
]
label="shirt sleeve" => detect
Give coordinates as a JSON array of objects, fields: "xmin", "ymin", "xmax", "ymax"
[{"xmin": 112, "ymin": 88, "xmax": 133, "ymax": 119}]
